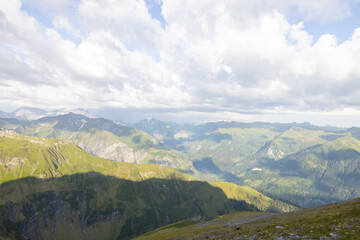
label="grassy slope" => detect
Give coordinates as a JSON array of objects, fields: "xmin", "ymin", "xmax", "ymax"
[
  {"xmin": 131, "ymin": 120, "xmax": 360, "ymax": 208},
  {"xmin": 208, "ymin": 182, "xmax": 297, "ymax": 213},
  {"xmin": 0, "ymin": 115, "xmax": 193, "ymax": 172},
  {"xmin": 135, "ymin": 197, "xmax": 360, "ymax": 240},
  {"xmin": 4, "ymin": 116, "xmax": 357, "ymax": 209},
  {"xmin": 0, "ymin": 130, "xmax": 294, "ymax": 239},
  {"xmin": 182, "ymin": 126, "xmax": 338, "ymax": 175},
  {"xmin": 0, "ymin": 175, "xmax": 257, "ymax": 240},
  {"xmin": 0, "ymin": 130, "xmax": 190, "ymax": 184},
  {"xmin": 242, "ymin": 135, "xmax": 360, "ymax": 207},
  {"xmin": 168, "ymin": 126, "xmax": 359, "ymax": 207},
  {"xmin": 183, "ymin": 128, "xmax": 279, "ymax": 169},
  {"xmin": 256, "ymin": 126, "xmax": 334, "ymax": 159},
  {"xmin": 55, "ymin": 128, "xmax": 191, "ymax": 171}
]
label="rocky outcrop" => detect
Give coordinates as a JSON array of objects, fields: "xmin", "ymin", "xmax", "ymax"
[{"xmin": 76, "ymin": 139, "xmax": 149, "ymax": 164}]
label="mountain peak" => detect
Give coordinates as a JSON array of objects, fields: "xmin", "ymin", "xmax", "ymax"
[{"xmin": 1, "ymin": 107, "xmax": 97, "ymax": 120}]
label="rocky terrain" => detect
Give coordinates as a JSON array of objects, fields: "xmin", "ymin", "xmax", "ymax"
[{"xmin": 135, "ymin": 197, "xmax": 360, "ymax": 240}]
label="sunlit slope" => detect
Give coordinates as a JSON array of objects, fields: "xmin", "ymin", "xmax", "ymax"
[
  {"xmin": 242, "ymin": 135, "xmax": 360, "ymax": 207},
  {"xmin": 0, "ymin": 130, "xmax": 293, "ymax": 213},
  {"xmin": 255, "ymin": 126, "xmax": 334, "ymax": 159},
  {"xmin": 183, "ymin": 127, "xmax": 280, "ymax": 174},
  {"xmin": 178, "ymin": 126, "xmax": 348, "ymax": 189},
  {"xmin": 0, "ymin": 130, "xmax": 191, "ymax": 183},
  {"xmin": 135, "ymin": 119, "xmax": 359, "ymax": 207},
  {"xmin": 183, "ymin": 126, "xmax": 346, "ymax": 175},
  {"xmin": 208, "ymin": 182, "xmax": 297, "ymax": 213},
  {"xmin": 135, "ymin": 197, "xmax": 360, "ymax": 240},
  {"xmin": 0, "ymin": 131, "xmax": 295, "ymax": 239},
  {"xmin": 0, "ymin": 113, "xmax": 194, "ymax": 172},
  {"xmin": 134, "ymin": 119, "xmax": 345, "ymax": 179}
]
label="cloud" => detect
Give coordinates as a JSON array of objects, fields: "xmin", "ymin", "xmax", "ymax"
[
  {"xmin": 160, "ymin": 0, "xmax": 360, "ymax": 113},
  {"xmin": 0, "ymin": 0, "xmax": 190, "ymax": 110},
  {"xmin": 0, "ymin": 0, "xmax": 360, "ymax": 125}
]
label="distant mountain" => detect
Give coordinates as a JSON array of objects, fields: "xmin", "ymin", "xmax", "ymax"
[
  {"xmin": 242, "ymin": 135, "xmax": 360, "ymax": 207},
  {"xmin": 11, "ymin": 107, "xmax": 47, "ymax": 120},
  {"xmin": 50, "ymin": 108, "xmax": 97, "ymax": 119},
  {"xmin": 347, "ymin": 127, "xmax": 360, "ymax": 137},
  {"xmin": 133, "ymin": 118, "xmax": 190, "ymax": 142},
  {"xmin": 133, "ymin": 119, "xmax": 345, "ymax": 150},
  {"xmin": 134, "ymin": 119, "xmax": 360, "ymax": 207},
  {"xmin": 0, "ymin": 110, "xmax": 11, "ymax": 118},
  {"xmin": 0, "ymin": 113, "xmax": 194, "ymax": 172},
  {"xmin": 2, "ymin": 113, "xmax": 359, "ymax": 208},
  {"xmin": 0, "ymin": 131, "xmax": 294, "ymax": 239},
  {"xmin": 1, "ymin": 107, "xmax": 97, "ymax": 120}
]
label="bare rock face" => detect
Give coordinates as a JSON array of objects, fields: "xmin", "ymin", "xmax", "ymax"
[
  {"xmin": 267, "ymin": 143, "xmax": 285, "ymax": 159},
  {"xmin": 153, "ymin": 156, "xmax": 177, "ymax": 168},
  {"xmin": 77, "ymin": 139, "xmax": 149, "ymax": 164},
  {"xmin": 79, "ymin": 140, "xmax": 180, "ymax": 168},
  {"xmin": 0, "ymin": 129, "xmax": 17, "ymax": 138},
  {"xmin": 173, "ymin": 130, "xmax": 193, "ymax": 140},
  {"xmin": 0, "ymin": 114, "xmax": 195, "ymax": 173},
  {"xmin": 67, "ymin": 131, "xmax": 190, "ymax": 169}
]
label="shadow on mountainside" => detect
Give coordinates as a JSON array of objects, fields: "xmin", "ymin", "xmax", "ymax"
[
  {"xmin": 0, "ymin": 172, "xmax": 258, "ymax": 240},
  {"xmin": 193, "ymin": 157, "xmax": 241, "ymax": 182},
  {"xmin": 249, "ymin": 147, "xmax": 360, "ymax": 208}
]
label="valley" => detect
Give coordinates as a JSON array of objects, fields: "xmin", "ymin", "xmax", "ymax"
[{"xmin": 135, "ymin": 119, "xmax": 360, "ymax": 207}]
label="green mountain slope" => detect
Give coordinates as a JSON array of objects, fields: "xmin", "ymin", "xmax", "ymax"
[
  {"xmin": 134, "ymin": 119, "xmax": 346, "ymax": 176},
  {"xmin": 208, "ymin": 182, "xmax": 296, "ymax": 213},
  {"xmin": 0, "ymin": 114, "xmax": 193, "ymax": 172},
  {"xmin": 135, "ymin": 197, "xmax": 360, "ymax": 240},
  {"xmin": 183, "ymin": 126, "xmax": 345, "ymax": 176},
  {"xmin": 243, "ymin": 135, "xmax": 360, "ymax": 207},
  {"xmin": 256, "ymin": 126, "xmax": 332, "ymax": 159},
  {"xmin": 0, "ymin": 130, "xmax": 294, "ymax": 239},
  {"xmin": 134, "ymin": 119, "xmax": 360, "ymax": 207},
  {"xmin": 0, "ymin": 130, "xmax": 191, "ymax": 183}
]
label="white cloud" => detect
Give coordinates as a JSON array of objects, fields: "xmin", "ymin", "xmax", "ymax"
[
  {"xmin": 0, "ymin": 0, "xmax": 190, "ymax": 110},
  {"xmin": 0, "ymin": 0, "xmax": 360, "ymax": 125},
  {"xmin": 53, "ymin": 16, "xmax": 81, "ymax": 38}
]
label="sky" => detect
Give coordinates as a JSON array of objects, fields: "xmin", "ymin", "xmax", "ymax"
[{"xmin": 0, "ymin": 0, "xmax": 360, "ymax": 126}]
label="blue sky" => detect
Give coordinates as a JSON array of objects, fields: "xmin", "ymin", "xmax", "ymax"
[
  {"xmin": 21, "ymin": 2, "xmax": 53, "ymax": 28},
  {"xmin": 21, "ymin": 0, "xmax": 360, "ymax": 46},
  {"xmin": 1, "ymin": 0, "xmax": 360, "ymax": 126},
  {"xmin": 145, "ymin": 0, "xmax": 166, "ymax": 28},
  {"xmin": 289, "ymin": 3, "xmax": 360, "ymax": 43}
]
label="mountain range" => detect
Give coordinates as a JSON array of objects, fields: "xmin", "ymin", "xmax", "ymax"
[
  {"xmin": 0, "ymin": 130, "xmax": 294, "ymax": 239},
  {"xmin": 0, "ymin": 107, "xmax": 97, "ymax": 120},
  {"xmin": 0, "ymin": 113, "xmax": 194, "ymax": 173},
  {"xmin": 1, "ymin": 108, "xmax": 360, "ymax": 238},
  {"xmin": 134, "ymin": 118, "xmax": 360, "ymax": 207},
  {"xmin": 2, "ymin": 111, "xmax": 360, "ymax": 208}
]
